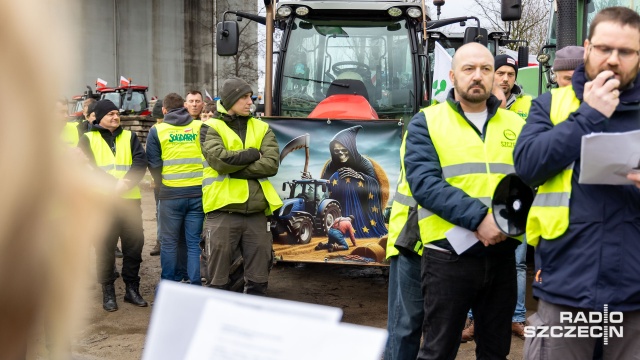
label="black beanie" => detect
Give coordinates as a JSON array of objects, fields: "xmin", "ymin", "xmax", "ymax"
[
  {"xmin": 93, "ymin": 99, "xmax": 119, "ymax": 124},
  {"xmin": 152, "ymin": 99, "xmax": 164, "ymax": 119},
  {"xmin": 220, "ymin": 78, "xmax": 253, "ymax": 109},
  {"xmin": 494, "ymin": 54, "xmax": 518, "ymax": 77}
]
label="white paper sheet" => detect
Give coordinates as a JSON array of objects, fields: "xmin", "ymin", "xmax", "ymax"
[
  {"xmin": 579, "ymin": 130, "xmax": 640, "ymax": 185},
  {"xmin": 445, "ymin": 226, "xmax": 479, "ymax": 254},
  {"xmin": 184, "ymin": 299, "xmax": 387, "ymax": 360},
  {"xmin": 142, "ymin": 281, "xmax": 343, "ymax": 360}
]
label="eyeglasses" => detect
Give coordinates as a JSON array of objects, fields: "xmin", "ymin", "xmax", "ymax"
[{"xmin": 589, "ymin": 44, "xmax": 640, "ymax": 60}]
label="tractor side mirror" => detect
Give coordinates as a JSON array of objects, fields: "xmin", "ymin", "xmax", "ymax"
[
  {"xmin": 517, "ymin": 46, "xmax": 529, "ymax": 68},
  {"xmin": 216, "ymin": 21, "xmax": 239, "ymax": 56},
  {"xmin": 464, "ymin": 27, "xmax": 488, "ymax": 47},
  {"xmin": 126, "ymin": 87, "xmax": 133, "ymax": 101},
  {"xmin": 322, "ymin": 184, "xmax": 327, "ymax": 192},
  {"xmin": 501, "ymin": 0, "xmax": 522, "ymax": 21},
  {"xmin": 282, "ymin": 182, "xmax": 288, "ymax": 192}
]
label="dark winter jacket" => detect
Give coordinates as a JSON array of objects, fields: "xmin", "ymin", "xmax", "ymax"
[
  {"xmin": 404, "ymin": 89, "xmax": 520, "ymax": 256},
  {"xmin": 78, "ymin": 123, "xmax": 147, "ymax": 191},
  {"xmin": 200, "ymin": 108, "xmax": 279, "ymax": 214},
  {"xmin": 514, "ymin": 64, "xmax": 640, "ymax": 312},
  {"xmin": 146, "ymin": 107, "xmax": 202, "ymax": 200}
]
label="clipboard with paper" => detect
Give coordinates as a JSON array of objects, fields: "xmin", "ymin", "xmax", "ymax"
[{"xmin": 578, "ymin": 129, "xmax": 640, "ymax": 185}]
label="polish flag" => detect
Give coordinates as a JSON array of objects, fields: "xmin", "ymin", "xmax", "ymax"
[
  {"xmin": 96, "ymin": 78, "xmax": 108, "ymax": 89},
  {"xmin": 120, "ymin": 76, "xmax": 130, "ymax": 87},
  {"xmin": 204, "ymin": 89, "xmax": 213, "ymax": 101}
]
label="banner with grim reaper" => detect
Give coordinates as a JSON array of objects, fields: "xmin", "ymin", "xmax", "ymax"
[{"xmin": 263, "ymin": 118, "xmax": 402, "ymax": 265}]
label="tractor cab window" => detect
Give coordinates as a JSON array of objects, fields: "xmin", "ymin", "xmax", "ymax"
[
  {"xmin": 280, "ymin": 18, "xmax": 415, "ymax": 120},
  {"xmin": 121, "ymin": 91, "xmax": 147, "ymax": 114},
  {"xmin": 101, "ymin": 92, "xmax": 121, "ymax": 109}
]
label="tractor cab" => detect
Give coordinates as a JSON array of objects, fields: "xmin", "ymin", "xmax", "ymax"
[{"xmin": 97, "ymin": 84, "xmax": 150, "ymax": 116}]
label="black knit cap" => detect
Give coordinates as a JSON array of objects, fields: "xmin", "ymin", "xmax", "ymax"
[
  {"xmin": 152, "ymin": 99, "xmax": 164, "ymax": 119},
  {"xmin": 220, "ymin": 78, "xmax": 253, "ymax": 109},
  {"xmin": 93, "ymin": 99, "xmax": 119, "ymax": 124},
  {"xmin": 495, "ymin": 54, "xmax": 518, "ymax": 77}
]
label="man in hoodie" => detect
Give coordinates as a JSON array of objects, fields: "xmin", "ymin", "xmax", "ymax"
[
  {"xmin": 494, "ymin": 54, "xmax": 533, "ymax": 120},
  {"xmin": 516, "ymin": 7, "xmax": 640, "ymax": 358},
  {"xmin": 78, "ymin": 99, "xmax": 148, "ymax": 312},
  {"xmin": 146, "ymin": 93, "xmax": 204, "ymax": 286},
  {"xmin": 200, "ymin": 78, "xmax": 282, "ymax": 295}
]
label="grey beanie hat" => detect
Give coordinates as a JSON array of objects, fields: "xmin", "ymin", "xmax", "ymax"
[
  {"xmin": 220, "ymin": 78, "xmax": 253, "ymax": 109},
  {"xmin": 554, "ymin": 46, "xmax": 585, "ymax": 71},
  {"xmin": 152, "ymin": 99, "xmax": 164, "ymax": 119}
]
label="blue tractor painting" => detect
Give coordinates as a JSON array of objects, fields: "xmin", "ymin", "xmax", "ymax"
[{"xmin": 272, "ymin": 179, "xmax": 342, "ymax": 244}]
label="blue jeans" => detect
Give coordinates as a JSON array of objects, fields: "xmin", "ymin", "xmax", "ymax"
[
  {"xmin": 385, "ymin": 252, "xmax": 424, "ymax": 360},
  {"xmin": 327, "ymin": 228, "xmax": 349, "ymax": 248},
  {"xmin": 513, "ymin": 239, "xmax": 527, "ymax": 323},
  {"xmin": 159, "ymin": 197, "xmax": 204, "ymax": 285},
  {"xmin": 418, "ymin": 249, "xmax": 516, "ymax": 360},
  {"xmin": 157, "ymin": 200, "xmax": 188, "ymax": 281}
]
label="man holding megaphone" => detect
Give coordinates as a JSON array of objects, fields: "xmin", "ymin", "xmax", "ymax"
[
  {"xmin": 514, "ymin": 7, "xmax": 640, "ymax": 359},
  {"xmin": 404, "ymin": 42, "xmax": 526, "ymax": 360}
]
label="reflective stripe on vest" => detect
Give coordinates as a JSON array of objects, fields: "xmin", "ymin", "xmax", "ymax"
[
  {"xmin": 85, "ymin": 130, "xmax": 141, "ymax": 199},
  {"xmin": 201, "ymin": 118, "xmax": 283, "ymax": 215},
  {"xmin": 417, "ymin": 103, "xmax": 525, "ymax": 244},
  {"xmin": 526, "ymin": 86, "xmax": 579, "ymax": 246},
  {"xmin": 156, "ymin": 121, "xmax": 204, "ymax": 187},
  {"xmin": 61, "ymin": 121, "xmax": 80, "ymax": 147},
  {"xmin": 386, "ymin": 131, "xmax": 422, "ymax": 258},
  {"xmin": 510, "ymin": 95, "xmax": 532, "ymax": 120}
]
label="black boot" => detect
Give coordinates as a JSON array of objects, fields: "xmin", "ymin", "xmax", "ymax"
[
  {"xmin": 102, "ymin": 283, "xmax": 118, "ymax": 312},
  {"xmin": 124, "ymin": 282, "xmax": 148, "ymax": 307},
  {"xmin": 150, "ymin": 241, "xmax": 161, "ymax": 256},
  {"xmin": 244, "ymin": 280, "xmax": 268, "ymax": 296}
]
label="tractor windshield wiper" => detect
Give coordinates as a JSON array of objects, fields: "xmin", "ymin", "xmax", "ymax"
[{"xmin": 284, "ymin": 75, "xmax": 349, "ymax": 88}]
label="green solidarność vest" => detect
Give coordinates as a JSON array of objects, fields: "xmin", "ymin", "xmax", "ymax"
[
  {"xmin": 155, "ymin": 120, "xmax": 205, "ymax": 187},
  {"xmin": 526, "ymin": 86, "xmax": 580, "ymax": 246},
  {"xmin": 386, "ymin": 131, "xmax": 422, "ymax": 258},
  {"xmin": 61, "ymin": 121, "xmax": 80, "ymax": 147},
  {"xmin": 85, "ymin": 130, "xmax": 141, "ymax": 199},
  {"xmin": 417, "ymin": 103, "xmax": 525, "ymax": 244},
  {"xmin": 201, "ymin": 117, "xmax": 283, "ymax": 215}
]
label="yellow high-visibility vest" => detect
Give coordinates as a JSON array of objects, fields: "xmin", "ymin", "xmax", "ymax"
[
  {"xmin": 510, "ymin": 94, "xmax": 533, "ymax": 120},
  {"xmin": 201, "ymin": 117, "xmax": 282, "ymax": 215},
  {"xmin": 85, "ymin": 130, "xmax": 141, "ymax": 199},
  {"xmin": 417, "ymin": 103, "xmax": 524, "ymax": 244},
  {"xmin": 526, "ymin": 86, "xmax": 580, "ymax": 246},
  {"xmin": 156, "ymin": 121, "xmax": 204, "ymax": 187},
  {"xmin": 61, "ymin": 121, "xmax": 80, "ymax": 147},
  {"xmin": 386, "ymin": 131, "xmax": 422, "ymax": 258}
]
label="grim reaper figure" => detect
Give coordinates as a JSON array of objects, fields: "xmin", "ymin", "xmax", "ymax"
[{"xmin": 321, "ymin": 125, "xmax": 387, "ymax": 238}]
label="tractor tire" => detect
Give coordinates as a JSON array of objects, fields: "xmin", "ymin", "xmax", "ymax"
[
  {"xmin": 295, "ymin": 216, "xmax": 314, "ymax": 244},
  {"xmin": 321, "ymin": 202, "xmax": 342, "ymax": 235}
]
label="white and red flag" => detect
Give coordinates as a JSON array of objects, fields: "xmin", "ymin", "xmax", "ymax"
[
  {"xmin": 120, "ymin": 76, "xmax": 130, "ymax": 87},
  {"xmin": 96, "ymin": 78, "xmax": 108, "ymax": 89}
]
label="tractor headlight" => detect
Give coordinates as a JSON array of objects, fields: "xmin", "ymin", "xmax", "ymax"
[
  {"xmin": 277, "ymin": 5, "xmax": 292, "ymax": 18},
  {"xmin": 387, "ymin": 7, "xmax": 402, "ymax": 17},
  {"xmin": 407, "ymin": 7, "xmax": 422, "ymax": 18},
  {"xmin": 295, "ymin": 6, "xmax": 310, "ymax": 16}
]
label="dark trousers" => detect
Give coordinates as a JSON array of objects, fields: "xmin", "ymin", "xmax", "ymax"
[
  {"xmin": 202, "ymin": 211, "xmax": 272, "ymax": 286},
  {"xmin": 418, "ymin": 248, "xmax": 516, "ymax": 360},
  {"xmin": 97, "ymin": 199, "xmax": 144, "ymax": 285}
]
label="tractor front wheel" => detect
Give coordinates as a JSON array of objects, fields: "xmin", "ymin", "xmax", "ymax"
[{"xmin": 295, "ymin": 216, "xmax": 314, "ymax": 244}]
